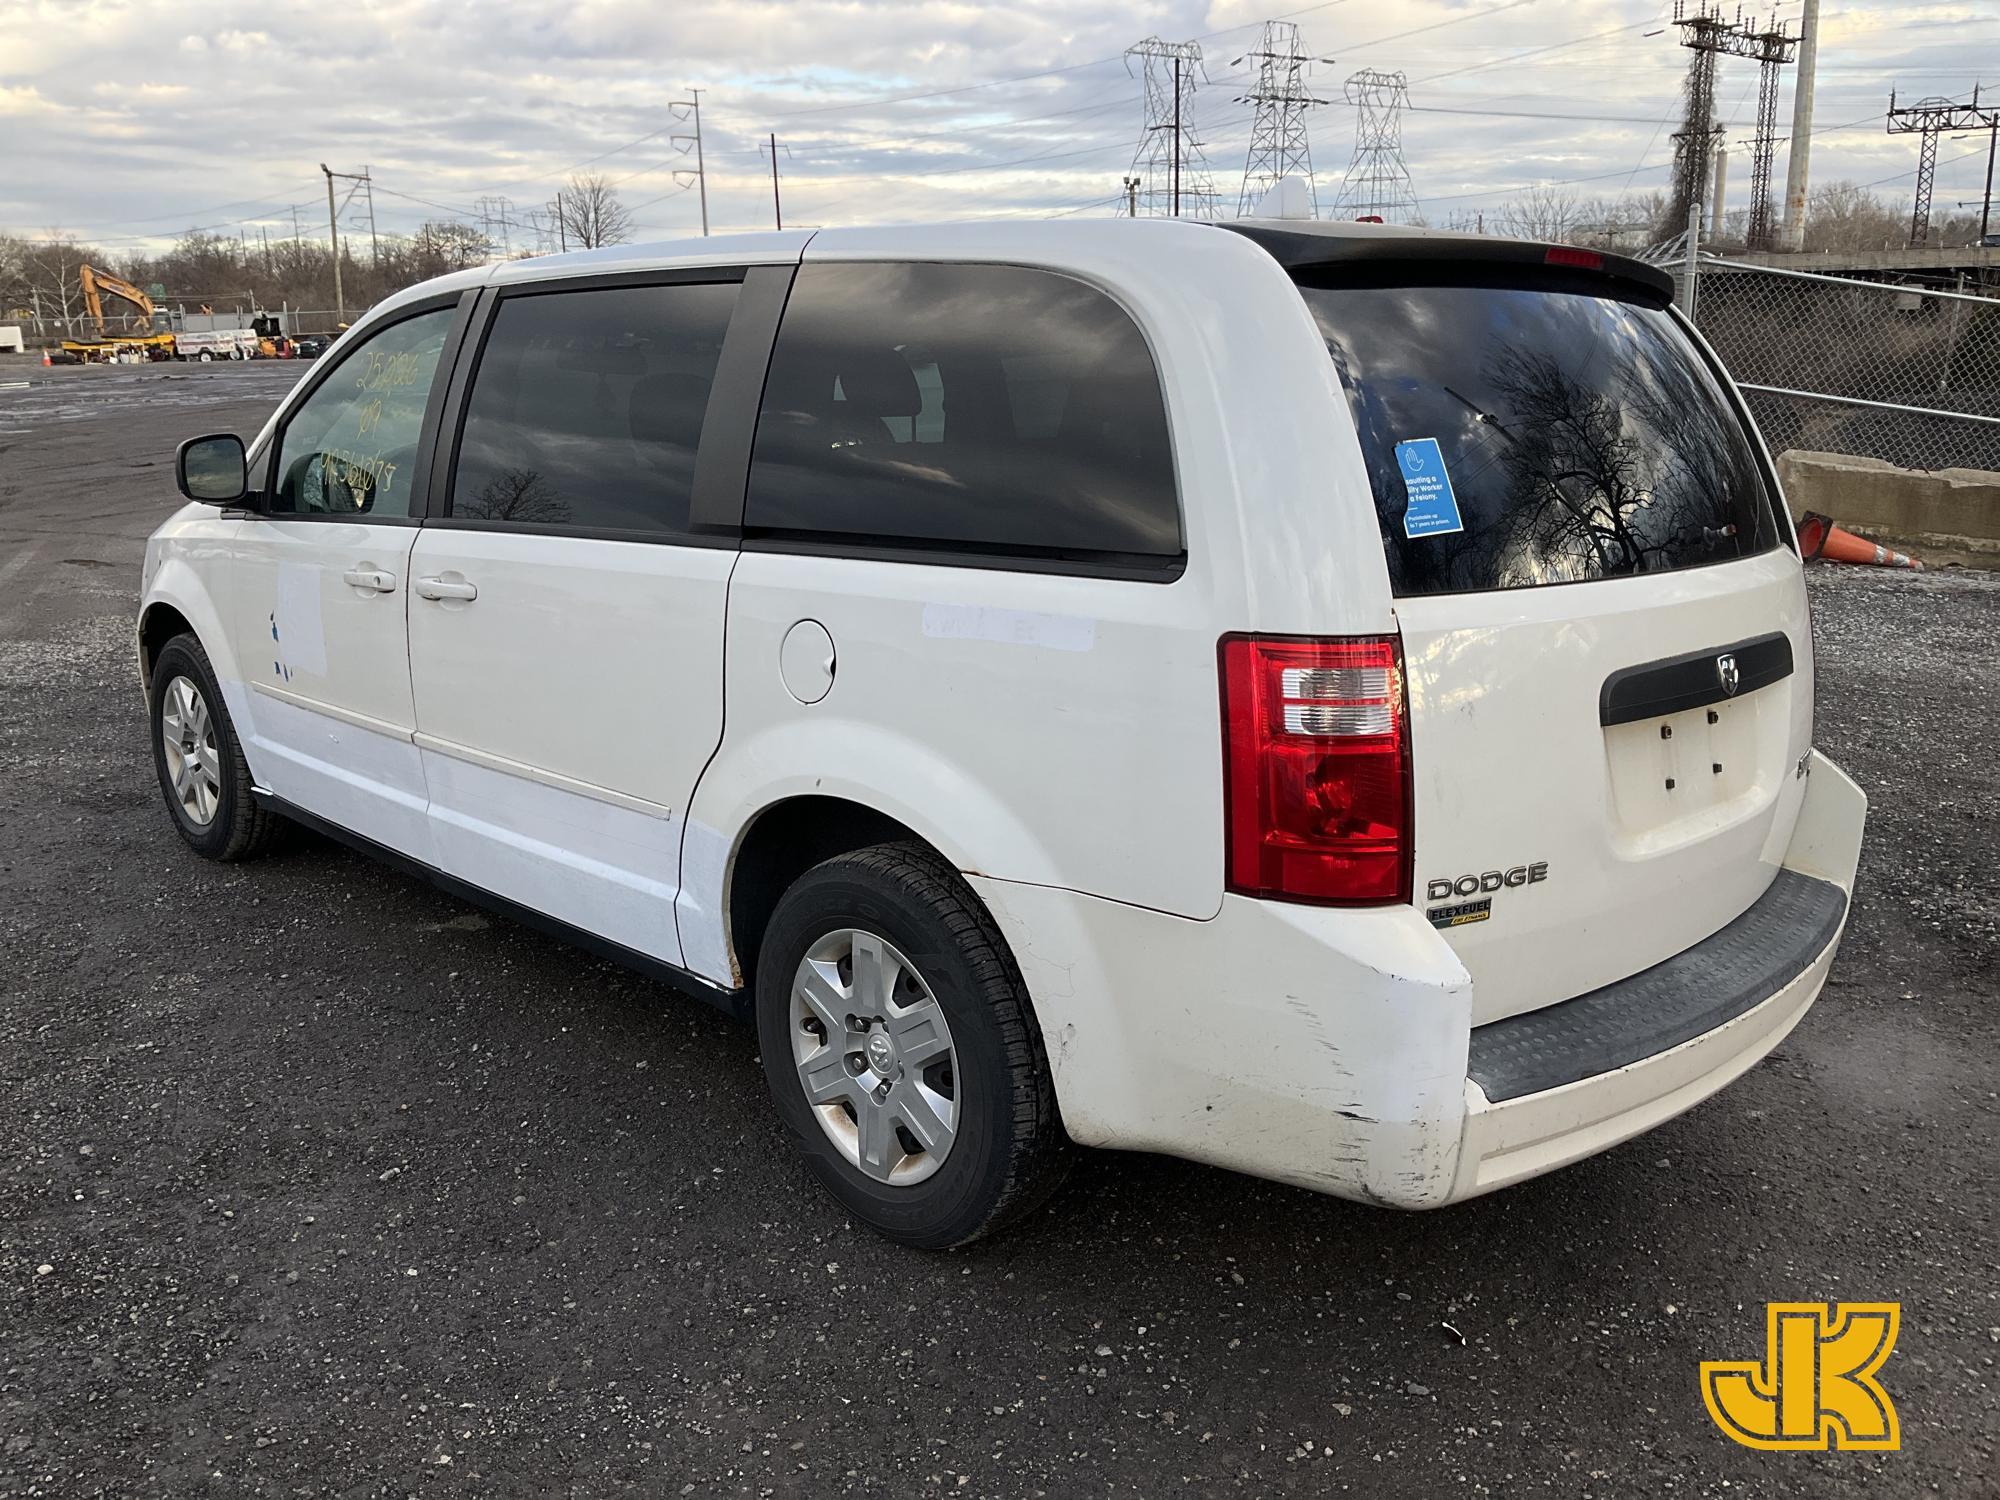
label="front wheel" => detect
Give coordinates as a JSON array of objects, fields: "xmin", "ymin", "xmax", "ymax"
[
  {"xmin": 149, "ymin": 634, "xmax": 285, "ymax": 861},
  {"xmin": 197, "ymin": 350, "xmax": 213, "ymax": 362},
  {"xmin": 755, "ymin": 843, "xmax": 1069, "ymax": 1248}
]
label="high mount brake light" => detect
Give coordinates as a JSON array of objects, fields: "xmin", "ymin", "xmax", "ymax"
[
  {"xmin": 1544, "ymin": 246, "xmax": 1605, "ymax": 271},
  {"xmin": 1219, "ymin": 635, "xmax": 1413, "ymax": 905}
]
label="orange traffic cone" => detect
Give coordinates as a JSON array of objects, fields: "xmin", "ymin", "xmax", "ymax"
[
  {"xmin": 41, "ymin": 349, "xmax": 51, "ymax": 366},
  {"xmin": 1794, "ymin": 512, "xmax": 1922, "ymax": 570}
]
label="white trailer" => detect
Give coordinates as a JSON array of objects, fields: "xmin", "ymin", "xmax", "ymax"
[{"xmin": 175, "ymin": 329, "xmax": 258, "ymax": 361}]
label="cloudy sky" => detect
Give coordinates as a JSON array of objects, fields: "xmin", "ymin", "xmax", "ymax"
[{"xmin": 3, "ymin": 0, "xmax": 1994, "ymax": 252}]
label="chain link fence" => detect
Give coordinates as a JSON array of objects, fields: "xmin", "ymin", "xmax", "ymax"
[{"xmin": 1688, "ymin": 258, "xmax": 2000, "ymax": 473}]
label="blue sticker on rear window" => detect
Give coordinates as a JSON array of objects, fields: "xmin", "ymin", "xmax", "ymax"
[{"xmin": 1395, "ymin": 438, "xmax": 1463, "ymax": 539}]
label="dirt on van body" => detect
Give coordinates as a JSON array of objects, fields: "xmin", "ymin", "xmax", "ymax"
[{"xmin": 2, "ymin": 363, "xmax": 1995, "ymax": 1496}]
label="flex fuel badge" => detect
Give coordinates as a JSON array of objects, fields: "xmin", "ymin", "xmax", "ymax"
[
  {"xmin": 1395, "ymin": 437, "xmax": 1463, "ymax": 539},
  {"xmin": 1427, "ymin": 898, "xmax": 1491, "ymax": 929}
]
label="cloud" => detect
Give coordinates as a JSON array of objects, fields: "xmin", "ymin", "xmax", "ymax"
[
  {"xmin": 0, "ymin": 84, "xmax": 58, "ymax": 118},
  {"xmin": 3, "ymin": 0, "xmax": 1989, "ymax": 251}
]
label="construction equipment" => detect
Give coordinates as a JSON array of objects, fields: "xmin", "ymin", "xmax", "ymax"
[
  {"xmin": 64, "ymin": 264, "xmax": 176, "ymax": 361},
  {"xmin": 82, "ymin": 265, "xmax": 152, "ymax": 336}
]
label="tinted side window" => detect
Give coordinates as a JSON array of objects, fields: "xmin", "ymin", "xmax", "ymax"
[
  {"xmin": 745, "ymin": 263, "xmax": 1181, "ymax": 560},
  {"xmin": 1296, "ymin": 281, "xmax": 1779, "ymax": 595},
  {"xmin": 450, "ymin": 282, "xmax": 738, "ymax": 535},
  {"xmin": 271, "ymin": 307, "xmax": 454, "ymax": 518}
]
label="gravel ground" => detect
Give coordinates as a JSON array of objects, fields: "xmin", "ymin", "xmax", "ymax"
[{"xmin": 1, "ymin": 363, "xmax": 1995, "ymax": 1497}]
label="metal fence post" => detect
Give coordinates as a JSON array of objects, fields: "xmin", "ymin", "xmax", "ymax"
[{"xmin": 1679, "ymin": 198, "xmax": 1702, "ymax": 319}]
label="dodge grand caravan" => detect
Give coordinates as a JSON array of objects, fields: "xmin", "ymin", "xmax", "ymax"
[{"xmin": 141, "ymin": 219, "xmax": 1867, "ymax": 1247}]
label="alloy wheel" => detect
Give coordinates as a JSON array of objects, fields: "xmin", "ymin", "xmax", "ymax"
[{"xmin": 160, "ymin": 674, "xmax": 222, "ymax": 826}]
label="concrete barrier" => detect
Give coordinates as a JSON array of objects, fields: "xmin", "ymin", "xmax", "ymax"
[{"xmin": 1776, "ymin": 449, "xmax": 2000, "ymax": 566}]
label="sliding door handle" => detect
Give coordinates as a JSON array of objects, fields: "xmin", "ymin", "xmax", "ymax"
[
  {"xmin": 341, "ymin": 566, "xmax": 398, "ymax": 593},
  {"xmin": 414, "ymin": 575, "xmax": 478, "ymax": 602}
]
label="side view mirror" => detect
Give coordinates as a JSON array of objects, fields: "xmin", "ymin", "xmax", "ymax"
[{"xmin": 176, "ymin": 433, "xmax": 248, "ymax": 505}]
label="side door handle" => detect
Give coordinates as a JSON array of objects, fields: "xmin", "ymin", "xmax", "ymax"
[
  {"xmin": 415, "ymin": 575, "xmax": 478, "ymax": 602},
  {"xmin": 342, "ymin": 566, "xmax": 398, "ymax": 593}
]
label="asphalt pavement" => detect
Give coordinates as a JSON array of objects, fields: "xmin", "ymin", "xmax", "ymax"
[{"xmin": 1, "ymin": 361, "xmax": 1994, "ymax": 1497}]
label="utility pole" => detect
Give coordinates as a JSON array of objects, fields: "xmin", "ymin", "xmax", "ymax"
[
  {"xmin": 1124, "ymin": 175, "xmax": 1141, "ymax": 217},
  {"xmin": 1887, "ymin": 86, "xmax": 1999, "ymax": 245},
  {"xmin": 1780, "ymin": 0, "xmax": 1820, "ymax": 251},
  {"xmin": 1171, "ymin": 56, "xmax": 1182, "ymax": 216},
  {"xmin": 1710, "ymin": 145, "xmax": 1729, "ymax": 238},
  {"xmin": 320, "ymin": 162, "xmax": 344, "ymax": 325},
  {"xmin": 1984, "ymin": 114, "xmax": 1998, "ymax": 240},
  {"xmin": 672, "ymin": 89, "xmax": 709, "ymax": 235},
  {"xmin": 769, "ymin": 133, "xmax": 783, "ymax": 230}
]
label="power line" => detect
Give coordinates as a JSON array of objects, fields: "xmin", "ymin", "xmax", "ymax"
[
  {"xmin": 1413, "ymin": 15, "xmax": 1670, "ymax": 87},
  {"xmin": 762, "ymin": 0, "xmax": 1359, "ymax": 121}
]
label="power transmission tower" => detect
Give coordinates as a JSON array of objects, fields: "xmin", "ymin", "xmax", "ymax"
[
  {"xmin": 1233, "ymin": 21, "xmax": 1329, "ymax": 217},
  {"xmin": 1334, "ymin": 69, "xmax": 1421, "ymax": 223},
  {"xmin": 1665, "ymin": 2, "xmax": 1732, "ymax": 241},
  {"xmin": 1888, "ymin": 86, "xmax": 2000, "ymax": 245},
  {"xmin": 1125, "ymin": 37, "xmax": 1218, "ymax": 218},
  {"xmin": 1741, "ymin": 16, "xmax": 1797, "ymax": 250},
  {"xmin": 475, "ymin": 196, "xmax": 517, "ymax": 257},
  {"xmin": 1662, "ymin": 6, "xmax": 1795, "ymax": 248}
]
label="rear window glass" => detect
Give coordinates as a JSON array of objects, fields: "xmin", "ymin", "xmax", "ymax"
[
  {"xmin": 1296, "ymin": 281, "xmax": 1779, "ymax": 595},
  {"xmin": 745, "ymin": 262, "xmax": 1182, "ymax": 562}
]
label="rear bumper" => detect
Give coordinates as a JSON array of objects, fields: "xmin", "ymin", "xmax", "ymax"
[{"xmin": 973, "ymin": 750, "xmax": 1866, "ymax": 1208}]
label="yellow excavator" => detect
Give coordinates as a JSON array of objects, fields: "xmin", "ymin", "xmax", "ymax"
[{"xmin": 61, "ymin": 265, "xmax": 178, "ymax": 361}]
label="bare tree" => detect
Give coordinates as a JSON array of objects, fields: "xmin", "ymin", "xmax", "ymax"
[
  {"xmin": 546, "ymin": 173, "xmax": 633, "ymax": 251},
  {"xmin": 15, "ymin": 234, "xmax": 104, "ymax": 338},
  {"xmin": 1803, "ymin": 182, "xmax": 1912, "ymax": 253},
  {"xmin": 408, "ymin": 220, "xmax": 494, "ymax": 276},
  {"xmin": 1497, "ymin": 185, "xmax": 1583, "ymax": 244},
  {"xmin": 0, "ymin": 235, "xmax": 28, "ymax": 317}
]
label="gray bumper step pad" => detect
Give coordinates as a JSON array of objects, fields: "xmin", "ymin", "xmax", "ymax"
[{"xmin": 1467, "ymin": 869, "xmax": 1848, "ymax": 1104}]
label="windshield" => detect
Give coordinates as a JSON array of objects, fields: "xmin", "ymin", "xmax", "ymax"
[{"xmin": 1295, "ymin": 279, "xmax": 1781, "ymax": 596}]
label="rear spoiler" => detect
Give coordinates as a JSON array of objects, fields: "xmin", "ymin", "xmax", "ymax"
[{"xmin": 1221, "ymin": 222, "xmax": 1676, "ymax": 309}]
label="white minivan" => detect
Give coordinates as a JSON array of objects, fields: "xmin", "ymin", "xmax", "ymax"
[{"xmin": 141, "ymin": 219, "xmax": 1866, "ymax": 1246}]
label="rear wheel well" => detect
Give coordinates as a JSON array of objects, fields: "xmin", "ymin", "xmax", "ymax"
[
  {"xmin": 138, "ymin": 603, "xmax": 195, "ymax": 691},
  {"xmin": 726, "ymin": 797, "xmax": 930, "ymax": 986}
]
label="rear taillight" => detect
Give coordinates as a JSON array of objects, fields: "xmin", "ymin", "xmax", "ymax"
[{"xmin": 1220, "ymin": 635, "xmax": 1412, "ymax": 905}]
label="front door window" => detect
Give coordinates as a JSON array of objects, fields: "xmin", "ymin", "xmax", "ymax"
[{"xmin": 271, "ymin": 309, "xmax": 453, "ymax": 518}]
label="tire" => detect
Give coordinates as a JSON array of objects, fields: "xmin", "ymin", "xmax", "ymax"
[
  {"xmin": 755, "ymin": 842, "xmax": 1069, "ymax": 1248},
  {"xmin": 197, "ymin": 350, "xmax": 212, "ymax": 363},
  {"xmin": 149, "ymin": 633, "xmax": 285, "ymax": 861}
]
